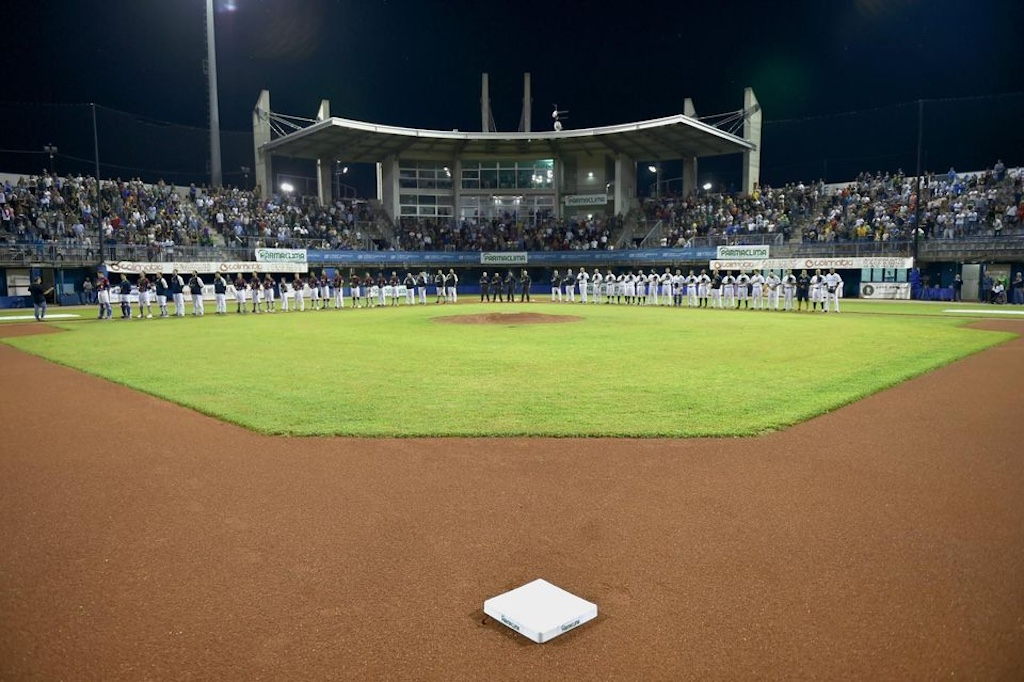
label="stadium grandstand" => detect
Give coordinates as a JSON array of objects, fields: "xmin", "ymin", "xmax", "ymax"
[{"xmin": 0, "ymin": 81, "xmax": 1022, "ymax": 309}]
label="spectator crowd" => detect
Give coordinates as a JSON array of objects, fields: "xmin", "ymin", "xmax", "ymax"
[{"xmin": 1, "ymin": 160, "xmax": 1020, "ymax": 259}]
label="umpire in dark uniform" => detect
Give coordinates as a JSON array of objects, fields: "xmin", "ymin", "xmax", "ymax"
[
  {"xmin": 520, "ymin": 269, "xmax": 532, "ymax": 302},
  {"xmin": 504, "ymin": 269, "xmax": 517, "ymax": 302},
  {"xmin": 491, "ymin": 271, "xmax": 503, "ymax": 302},
  {"xmin": 479, "ymin": 271, "xmax": 490, "ymax": 302}
]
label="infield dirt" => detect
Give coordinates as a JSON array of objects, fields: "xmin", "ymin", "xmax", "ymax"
[{"xmin": 1, "ymin": 320, "xmax": 1022, "ymax": 680}]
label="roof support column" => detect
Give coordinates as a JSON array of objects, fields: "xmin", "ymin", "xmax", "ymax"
[
  {"xmin": 451, "ymin": 158, "xmax": 462, "ymax": 226},
  {"xmin": 742, "ymin": 87, "xmax": 762, "ymax": 196},
  {"xmin": 315, "ymin": 99, "xmax": 333, "ymax": 207},
  {"xmin": 378, "ymin": 155, "xmax": 399, "ymax": 223},
  {"xmin": 682, "ymin": 98, "xmax": 699, "ymax": 198},
  {"xmin": 252, "ymin": 89, "xmax": 272, "ymax": 200},
  {"xmin": 614, "ymin": 155, "xmax": 636, "ymax": 218}
]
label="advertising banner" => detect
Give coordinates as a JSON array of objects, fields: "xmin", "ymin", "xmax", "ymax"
[
  {"xmin": 715, "ymin": 245, "xmax": 770, "ymax": 260},
  {"xmin": 709, "ymin": 256, "xmax": 914, "ymax": 271},
  {"xmin": 481, "ymin": 252, "xmax": 529, "ymax": 266},
  {"xmin": 254, "ymin": 248, "xmax": 308, "ymax": 264},
  {"xmin": 103, "ymin": 261, "xmax": 309, "ymax": 274},
  {"xmin": 859, "ymin": 283, "xmax": 911, "ymax": 299},
  {"xmin": 563, "ymin": 194, "xmax": 608, "ymax": 207}
]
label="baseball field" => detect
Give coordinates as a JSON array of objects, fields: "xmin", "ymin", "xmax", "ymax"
[{"xmin": 1, "ymin": 299, "xmax": 1022, "ymax": 680}]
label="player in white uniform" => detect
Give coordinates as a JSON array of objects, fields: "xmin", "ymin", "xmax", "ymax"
[
  {"xmin": 735, "ymin": 271, "xmax": 750, "ymax": 309},
  {"xmin": 623, "ymin": 271, "xmax": 635, "ymax": 304},
  {"xmin": 722, "ymin": 271, "xmax": 735, "ymax": 309},
  {"xmin": 696, "ymin": 269, "xmax": 710, "ymax": 307},
  {"xmin": 564, "ymin": 269, "xmax": 575, "ymax": 303},
  {"xmin": 672, "ymin": 269, "xmax": 684, "ymax": 307},
  {"xmin": 749, "ymin": 270, "xmax": 765, "ymax": 310},
  {"xmin": 171, "ymin": 270, "xmax": 186, "ymax": 317},
  {"xmin": 764, "ymin": 271, "xmax": 781, "ymax": 311},
  {"xmin": 810, "ymin": 269, "xmax": 824, "ymax": 311},
  {"xmin": 659, "ymin": 268, "xmax": 673, "ymax": 306},
  {"xmin": 591, "ymin": 270, "xmax": 603, "ymax": 304},
  {"xmin": 782, "ymin": 270, "xmax": 797, "ymax": 311},
  {"xmin": 577, "ymin": 267, "xmax": 590, "ymax": 303},
  {"xmin": 635, "ymin": 270, "xmax": 647, "ymax": 305},
  {"xmin": 823, "ymin": 268, "xmax": 844, "ymax": 312},
  {"xmin": 188, "ymin": 271, "xmax": 205, "ymax": 316}
]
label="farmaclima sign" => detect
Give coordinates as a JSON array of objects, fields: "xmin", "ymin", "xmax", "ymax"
[
  {"xmin": 255, "ymin": 248, "xmax": 308, "ymax": 264},
  {"xmin": 481, "ymin": 252, "xmax": 528, "ymax": 266},
  {"xmin": 716, "ymin": 245, "xmax": 770, "ymax": 260}
]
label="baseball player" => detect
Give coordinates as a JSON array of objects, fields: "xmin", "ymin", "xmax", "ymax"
[
  {"xmin": 434, "ymin": 270, "xmax": 446, "ymax": 304},
  {"xmin": 591, "ymin": 270, "xmax": 603, "ymax": 304},
  {"xmin": 404, "ymin": 272, "xmax": 416, "ymax": 305},
  {"xmin": 137, "ymin": 272, "xmax": 153, "ymax": 319},
  {"xmin": 294, "ymin": 274, "xmax": 307, "ymax": 311},
  {"xmin": 661, "ymin": 268, "xmax": 674, "ymax": 306},
  {"xmin": 351, "ymin": 272, "xmax": 363, "ymax": 308},
  {"xmin": 417, "ymin": 271, "xmax": 428, "ymax": 305},
  {"xmin": 212, "ymin": 272, "xmax": 228, "ymax": 314},
  {"xmin": 824, "ymin": 268, "xmax": 844, "ymax": 312},
  {"xmin": 550, "ymin": 269, "xmax": 562, "ymax": 302},
  {"xmin": 749, "ymin": 270, "xmax": 765, "ymax": 310},
  {"xmin": 320, "ymin": 273, "xmax": 332, "ymax": 309},
  {"xmin": 563, "ymin": 269, "xmax": 575, "ymax": 303},
  {"xmin": 187, "ymin": 270, "xmax": 205, "ymax": 316},
  {"xmin": 445, "ymin": 268, "xmax": 458, "ymax": 304},
  {"xmin": 154, "ymin": 272, "xmax": 169, "ymax": 318},
  {"xmin": 735, "ymin": 271, "xmax": 750, "ymax": 309},
  {"xmin": 721, "ymin": 270, "xmax": 735, "ymax": 309},
  {"xmin": 764, "ymin": 271, "xmax": 781, "ymax": 311},
  {"xmin": 265, "ymin": 275, "xmax": 278, "ymax": 312},
  {"xmin": 810, "ymin": 269, "xmax": 824, "ymax": 311},
  {"xmin": 250, "ymin": 272, "xmax": 263, "ymax": 313},
  {"xmin": 117, "ymin": 274, "xmax": 132, "ymax": 319},
  {"xmin": 233, "ymin": 273, "xmax": 247, "ymax": 313},
  {"xmin": 96, "ymin": 271, "xmax": 112, "ymax": 319},
  {"xmin": 710, "ymin": 269, "xmax": 723, "ymax": 308},
  {"xmin": 796, "ymin": 269, "xmax": 811, "ymax": 312},
  {"xmin": 577, "ymin": 267, "xmax": 589, "ymax": 303},
  {"xmin": 782, "ymin": 270, "xmax": 797, "ymax": 311},
  {"xmin": 170, "ymin": 269, "xmax": 186, "ymax": 317},
  {"xmin": 697, "ymin": 269, "xmax": 711, "ymax": 308}
]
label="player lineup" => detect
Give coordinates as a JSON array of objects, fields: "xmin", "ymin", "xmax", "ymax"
[{"xmin": 89, "ymin": 266, "xmax": 845, "ymax": 319}]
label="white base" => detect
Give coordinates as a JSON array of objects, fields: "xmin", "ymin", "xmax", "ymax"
[{"xmin": 484, "ymin": 579, "xmax": 597, "ymax": 643}]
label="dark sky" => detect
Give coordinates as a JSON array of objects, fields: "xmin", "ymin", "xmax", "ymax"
[{"xmin": 2, "ymin": 0, "xmax": 1021, "ymax": 186}]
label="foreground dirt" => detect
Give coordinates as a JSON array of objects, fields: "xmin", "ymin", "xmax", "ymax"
[{"xmin": 1, "ymin": 320, "xmax": 1022, "ymax": 681}]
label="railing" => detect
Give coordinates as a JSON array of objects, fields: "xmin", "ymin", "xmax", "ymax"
[
  {"xmin": 638, "ymin": 220, "xmax": 664, "ymax": 248},
  {"xmin": 4, "ymin": 234, "xmax": 1022, "ymax": 268}
]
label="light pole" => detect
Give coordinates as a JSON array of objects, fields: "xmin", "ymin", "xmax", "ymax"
[
  {"xmin": 43, "ymin": 144, "xmax": 58, "ymax": 174},
  {"xmin": 647, "ymin": 164, "xmax": 661, "ymax": 198},
  {"xmin": 206, "ymin": 0, "xmax": 223, "ymax": 188}
]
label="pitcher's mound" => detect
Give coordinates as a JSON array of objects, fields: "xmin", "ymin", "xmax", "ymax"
[{"xmin": 434, "ymin": 312, "xmax": 583, "ymax": 325}]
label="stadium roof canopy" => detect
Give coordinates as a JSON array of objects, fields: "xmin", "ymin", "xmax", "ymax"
[{"xmin": 260, "ymin": 113, "xmax": 755, "ymax": 163}]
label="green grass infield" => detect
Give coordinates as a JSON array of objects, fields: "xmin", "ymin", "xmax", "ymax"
[{"xmin": 3, "ymin": 300, "xmax": 1015, "ymax": 437}]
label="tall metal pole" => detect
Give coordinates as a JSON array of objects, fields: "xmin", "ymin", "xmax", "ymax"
[
  {"xmin": 206, "ymin": 0, "xmax": 223, "ymax": 188},
  {"xmin": 91, "ymin": 103, "xmax": 101, "ymax": 180},
  {"xmin": 92, "ymin": 103, "xmax": 102, "ymax": 267},
  {"xmin": 913, "ymin": 99, "xmax": 923, "ymax": 264}
]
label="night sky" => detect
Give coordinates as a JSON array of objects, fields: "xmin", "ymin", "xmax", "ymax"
[{"xmin": 2, "ymin": 0, "xmax": 1021, "ymax": 187}]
